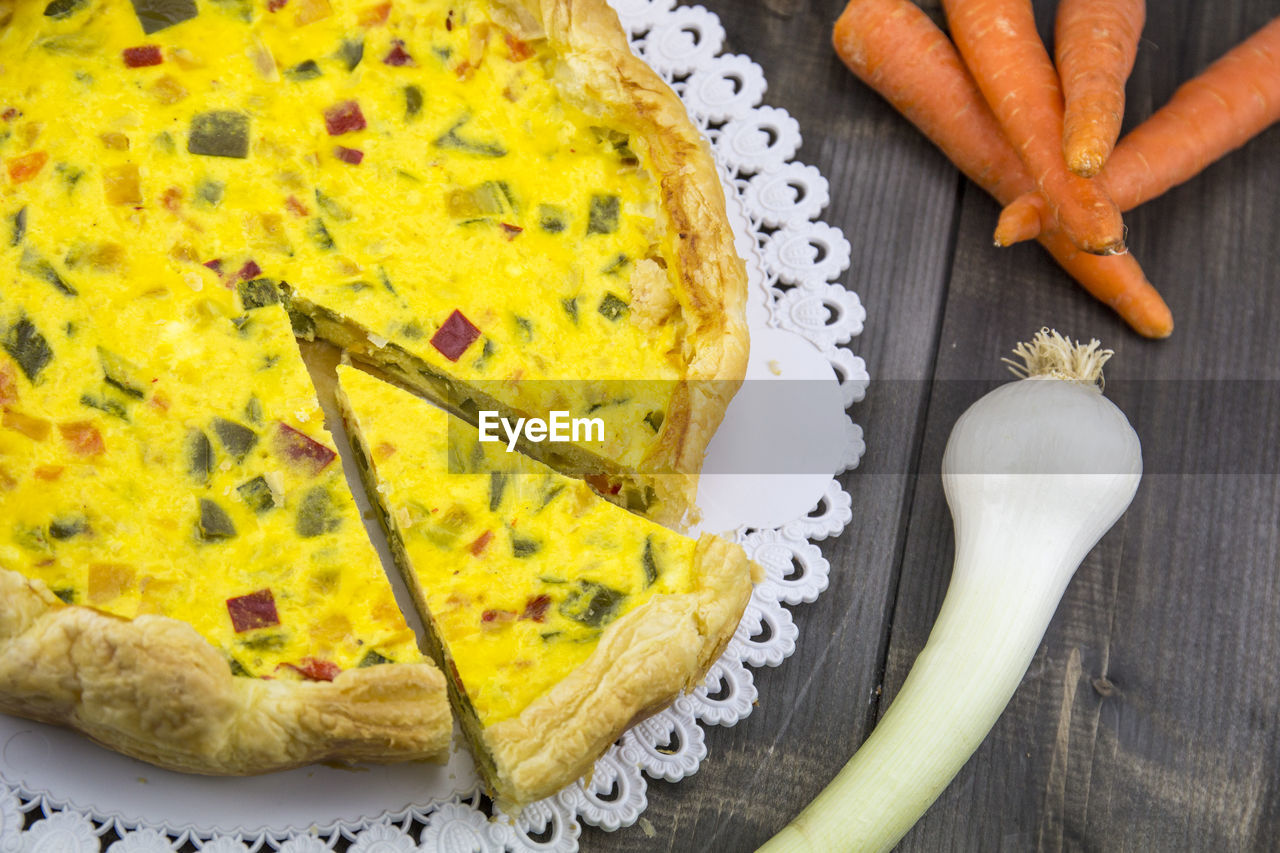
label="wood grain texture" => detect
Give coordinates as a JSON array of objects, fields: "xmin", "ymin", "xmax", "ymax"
[{"xmin": 580, "ymin": 0, "xmax": 1280, "ymax": 850}]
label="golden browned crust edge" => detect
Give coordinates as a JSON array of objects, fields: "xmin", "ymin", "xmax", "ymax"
[
  {"xmin": 0, "ymin": 568, "xmax": 452, "ymax": 774},
  {"xmin": 505, "ymin": 0, "xmax": 751, "ymax": 527},
  {"xmin": 482, "ymin": 534, "xmax": 755, "ymax": 809}
]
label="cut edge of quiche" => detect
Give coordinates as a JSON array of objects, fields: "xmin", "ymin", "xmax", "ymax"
[
  {"xmin": 334, "ymin": 364, "xmax": 756, "ymax": 808},
  {"xmin": 284, "ymin": 0, "xmax": 750, "ymax": 530},
  {"xmin": 0, "ymin": 557, "xmax": 452, "ymax": 776}
]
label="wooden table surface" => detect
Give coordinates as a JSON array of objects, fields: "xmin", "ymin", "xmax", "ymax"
[{"xmin": 582, "ymin": 1, "xmax": 1280, "ymax": 850}]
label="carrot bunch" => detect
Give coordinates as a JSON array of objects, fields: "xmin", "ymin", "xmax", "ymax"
[{"xmin": 833, "ymin": 0, "xmax": 1280, "ymax": 339}]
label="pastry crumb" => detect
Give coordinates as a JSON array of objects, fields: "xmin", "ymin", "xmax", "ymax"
[
  {"xmin": 639, "ymin": 817, "xmax": 655, "ymax": 837},
  {"xmin": 767, "ymin": 359, "xmax": 782, "ymax": 376}
]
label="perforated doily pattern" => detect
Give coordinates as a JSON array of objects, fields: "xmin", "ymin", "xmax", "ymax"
[{"xmin": 1, "ymin": 4, "xmax": 866, "ymax": 850}]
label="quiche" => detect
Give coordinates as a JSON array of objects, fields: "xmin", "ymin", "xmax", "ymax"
[
  {"xmin": 0, "ymin": 0, "xmax": 748, "ymax": 778},
  {"xmin": 335, "ymin": 365, "xmax": 754, "ymax": 807}
]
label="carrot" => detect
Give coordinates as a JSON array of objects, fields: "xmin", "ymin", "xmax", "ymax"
[
  {"xmin": 1056, "ymin": 0, "xmax": 1146, "ymax": 177},
  {"xmin": 941, "ymin": 0, "xmax": 1125, "ymax": 255},
  {"xmin": 998, "ymin": 14, "xmax": 1280, "ymax": 245},
  {"xmin": 834, "ymin": 0, "xmax": 1172, "ymax": 338}
]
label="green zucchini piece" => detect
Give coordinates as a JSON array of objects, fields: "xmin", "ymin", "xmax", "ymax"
[
  {"xmin": 228, "ymin": 657, "xmax": 252, "ymax": 677},
  {"xmin": 236, "ymin": 475, "xmax": 276, "ymax": 513},
  {"xmin": 561, "ymin": 297, "xmax": 579, "ymax": 323},
  {"xmin": 337, "ymin": 38, "xmax": 364, "ymax": 71},
  {"xmin": 538, "ymin": 204, "xmax": 567, "ymax": 233},
  {"xmin": 359, "ymin": 650, "xmax": 393, "ymax": 667},
  {"xmin": 98, "ymin": 347, "xmax": 146, "ymax": 399},
  {"xmin": 49, "ymin": 516, "xmax": 87, "ymax": 540},
  {"xmin": 597, "ymin": 293, "xmax": 629, "ymax": 322},
  {"xmin": 642, "ymin": 537, "xmax": 659, "ymax": 586},
  {"xmin": 196, "ymin": 179, "xmax": 224, "ymax": 207},
  {"xmin": 212, "ymin": 417, "xmax": 258, "ymax": 462},
  {"xmin": 315, "ymin": 188, "xmax": 353, "ymax": 221},
  {"xmin": 3, "ymin": 316, "xmax": 53, "ymax": 382},
  {"xmin": 587, "ymin": 194, "xmax": 620, "ymax": 235},
  {"xmin": 197, "ymin": 498, "xmax": 237, "ymax": 542},
  {"xmin": 52, "ymin": 588, "xmax": 75, "ymax": 604},
  {"xmin": 43, "ymin": 0, "xmax": 87, "ymax": 19},
  {"xmin": 434, "ymin": 118, "xmax": 507, "ymax": 158},
  {"xmin": 20, "ymin": 249, "xmax": 76, "ymax": 297},
  {"xmin": 307, "ymin": 218, "xmax": 335, "ymax": 250},
  {"xmin": 238, "ymin": 278, "xmax": 280, "ymax": 311},
  {"xmin": 286, "ymin": 60, "xmax": 322, "ymax": 81},
  {"xmin": 559, "ymin": 581, "xmax": 625, "ymax": 628},
  {"xmin": 644, "ymin": 410, "xmax": 664, "ymax": 433},
  {"xmin": 10, "ymin": 207, "xmax": 27, "ymax": 247},
  {"xmin": 296, "ymin": 487, "xmax": 341, "ymax": 537},
  {"xmin": 80, "ymin": 392, "xmax": 129, "ymax": 421},
  {"xmin": 186, "ymin": 429, "xmax": 215, "ymax": 485},
  {"xmin": 405, "ymin": 85, "xmax": 424, "ymax": 119},
  {"xmin": 511, "ymin": 534, "xmax": 540, "ymax": 558},
  {"xmin": 129, "ymin": 0, "xmax": 199, "ymax": 36},
  {"xmin": 187, "ymin": 111, "xmax": 250, "ymax": 159},
  {"xmin": 489, "ymin": 471, "xmax": 507, "ymax": 512}
]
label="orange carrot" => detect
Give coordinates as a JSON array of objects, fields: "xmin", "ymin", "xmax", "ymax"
[
  {"xmin": 834, "ymin": 0, "xmax": 1172, "ymax": 337},
  {"xmin": 998, "ymin": 14, "xmax": 1280, "ymax": 245},
  {"xmin": 1056, "ymin": 0, "xmax": 1145, "ymax": 177},
  {"xmin": 941, "ymin": 0, "xmax": 1125, "ymax": 254}
]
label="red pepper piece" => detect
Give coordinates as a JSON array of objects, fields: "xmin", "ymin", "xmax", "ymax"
[
  {"xmin": 203, "ymin": 259, "xmax": 223, "ymax": 274},
  {"xmin": 481, "ymin": 609, "xmax": 517, "ymax": 625},
  {"xmin": 504, "ymin": 33, "xmax": 534, "ymax": 61},
  {"xmin": 468, "ymin": 529, "xmax": 493, "ymax": 555},
  {"xmin": 268, "ymin": 0, "xmax": 287, "ymax": 10},
  {"xmin": 123, "ymin": 46, "xmax": 164, "ymax": 67},
  {"xmin": 334, "ymin": 145, "xmax": 364, "ymax": 165},
  {"xmin": 324, "ymin": 100, "xmax": 367, "ymax": 135},
  {"xmin": 430, "ymin": 309, "xmax": 480, "ymax": 361},
  {"xmin": 280, "ymin": 657, "xmax": 341, "ymax": 681},
  {"xmin": 585, "ymin": 473, "xmax": 621, "ymax": 495},
  {"xmin": 59, "ymin": 422, "xmax": 105, "ymax": 457},
  {"xmin": 274, "ymin": 422, "xmax": 338, "ymax": 475},
  {"xmin": 237, "ymin": 260, "xmax": 262, "ymax": 281},
  {"xmin": 522, "ymin": 594, "xmax": 551, "ymax": 622},
  {"xmin": 285, "ymin": 195, "xmax": 309, "ymax": 217},
  {"xmin": 226, "ymin": 589, "xmax": 280, "ymax": 632},
  {"xmin": 7, "ymin": 151, "xmax": 48, "ymax": 184},
  {"xmin": 1, "ymin": 108, "xmax": 18, "ymax": 122},
  {"xmin": 161, "ymin": 187, "xmax": 182, "ymax": 213},
  {"xmin": 500, "ymin": 223, "xmax": 523, "ymax": 239},
  {"xmin": 383, "ymin": 39, "xmax": 414, "ymax": 66}
]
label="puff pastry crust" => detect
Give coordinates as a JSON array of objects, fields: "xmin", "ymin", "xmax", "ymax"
[{"xmin": 0, "ymin": 570, "xmax": 452, "ymax": 774}]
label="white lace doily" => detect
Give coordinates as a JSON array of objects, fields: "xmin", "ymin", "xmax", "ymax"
[{"xmin": 0, "ymin": 2, "xmax": 867, "ymax": 850}]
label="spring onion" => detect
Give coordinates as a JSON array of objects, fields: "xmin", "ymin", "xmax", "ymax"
[{"xmin": 760, "ymin": 329, "xmax": 1142, "ymax": 852}]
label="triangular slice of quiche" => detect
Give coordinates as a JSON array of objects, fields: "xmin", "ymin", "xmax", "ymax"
[
  {"xmin": 0, "ymin": 296, "xmax": 450, "ymax": 773},
  {"xmin": 335, "ymin": 365, "xmax": 755, "ymax": 807}
]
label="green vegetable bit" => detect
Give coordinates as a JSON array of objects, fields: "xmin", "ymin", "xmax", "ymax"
[
  {"xmin": 560, "ymin": 580, "xmax": 626, "ymax": 628},
  {"xmin": 561, "ymin": 297, "xmax": 579, "ymax": 323},
  {"xmin": 308, "ymin": 218, "xmax": 335, "ymax": 250},
  {"xmin": 197, "ymin": 498, "xmax": 237, "ymax": 542},
  {"xmin": 238, "ymin": 278, "xmax": 280, "ymax": 311},
  {"xmin": 236, "ymin": 475, "xmax": 276, "ymax": 513},
  {"xmin": 296, "ymin": 486, "xmax": 342, "ymax": 537},
  {"xmin": 212, "ymin": 417, "xmax": 258, "ymax": 462},
  {"xmin": 644, "ymin": 410, "xmax": 664, "ymax": 433},
  {"xmin": 587, "ymin": 194, "xmax": 620, "ymax": 235},
  {"xmin": 188, "ymin": 111, "xmax": 250, "ymax": 159},
  {"xmin": 511, "ymin": 534, "xmax": 541, "ymax": 558},
  {"xmin": 337, "ymin": 38, "xmax": 365, "ymax": 71},
  {"xmin": 405, "ymin": 85, "xmax": 424, "ymax": 119},
  {"xmin": 186, "ymin": 429, "xmax": 215, "ymax": 485},
  {"xmin": 228, "ymin": 657, "xmax": 252, "ymax": 677},
  {"xmin": 43, "ymin": 0, "xmax": 87, "ymax": 19},
  {"xmin": 286, "ymin": 60, "xmax": 322, "ymax": 81},
  {"xmin": 20, "ymin": 249, "xmax": 76, "ymax": 297},
  {"xmin": 359, "ymin": 650, "xmax": 393, "ymax": 667},
  {"xmin": 129, "ymin": 0, "xmax": 199, "ymax": 36},
  {"xmin": 196, "ymin": 179, "xmax": 224, "ymax": 207},
  {"xmin": 3, "ymin": 316, "xmax": 53, "ymax": 382},
  {"xmin": 434, "ymin": 117, "xmax": 507, "ymax": 157},
  {"xmin": 315, "ymin": 189, "xmax": 353, "ymax": 221},
  {"xmin": 597, "ymin": 293, "xmax": 629, "ymax": 321},
  {"xmin": 49, "ymin": 516, "xmax": 88, "ymax": 540},
  {"xmin": 52, "ymin": 588, "xmax": 75, "ymax": 604},
  {"xmin": 538, "ymin": 204, "xmax": 567, "ymax": 233},
  {"xmin": 10, "ymin": 207, "xmax": 27, "ymax": 247},
  {"xmin": 642, "ymin": 536, "xmax": 659, "ymax": 586},
  {"xmin": 489, "ymin": 471, "xmax": 507, "ymax": 512},
  {"xmin": 98, "ymin": 347, "xmax": 146, "ymax": 399}
]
